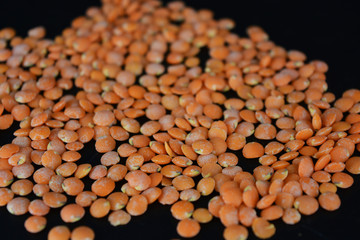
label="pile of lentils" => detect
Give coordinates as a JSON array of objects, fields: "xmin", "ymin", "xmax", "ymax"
[{"xmin": 1, "ymin": 0, "xmax": 360, "ymax": 239}]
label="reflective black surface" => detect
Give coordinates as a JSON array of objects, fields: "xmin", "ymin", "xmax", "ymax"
[{"xmin": 0, "ymin": 0, "xmax": 360, "ymax": 239}]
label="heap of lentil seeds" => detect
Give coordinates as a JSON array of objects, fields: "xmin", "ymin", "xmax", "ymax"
[{"xmin": 0, "ymin": 0, "xmax": 360, "ymax": 239}]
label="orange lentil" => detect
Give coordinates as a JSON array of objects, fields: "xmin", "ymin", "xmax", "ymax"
[
  {"xmin": 223, "ymin": 225, "xmax": 248, "ymax": 240},
  {"xmin": 252, "ymin": 217, "xmax": 276, "ymax": 239},
  {"xmin": 345, "ymin": 156, "xmax": 360, "ymax": 174},
  {"xmin": 75, "ymin": 191, "xmax": 97, "ymax": 208},
  {"xmin": 108, "ymin": 210, "xmax": 131, "ymax": 226},
  {"xmin": 0, "ymin": 143, "xmax": 20, "ymax": 158},
  {"xmin": 318, "ymin": 192, "xmax": 341, "ymax": 211},
  {"xmin": 312, "ymin": 170, "xmax": 331, "ymax": 183},
  {"xmin": 242, "ymin": 185, "xmax": 259, "ymax": 207},
  {"xmin": 28, "ymin": 199, "xmax": 50, "ymax": 216},
  {"xmin": 261, "ymin": 205, "xmax": 284, "ymax": 221},
  {"xmin": 125, "ymin": 170, "xmax": 151, "ymax": 191},
  {"xmin": 197, "ymin": 177, "xmax": 216, "ymax": 196},
  {"xmin": 56, "ymin": 162, "xmax": 77, "ymax": 177},
  {"xmin": 243, "ymin": 142, "xmax": 265, "ymax": 159},
  {"xmin": 201, "ymin": 162, "xmax": 222, "ymax": 178},
  {"xmin": 319, "ymin": 182, "xmax": 337, "ymax": 194},
  {"xmin": 0, "ymin": 169, "xmax": 13, "ymax": 187},
  {"xmin": 173, "ymin": 175, "xmax": 195, "ymax": 191},
  {"xmin": 48, "ymin": 225, "xmax": 71, "ymax": 240},
  {"xmin": 294, "ymin": 195, "xmax": 319, "ymax": 215},
  {"xmin": 193, "ymin": 208, "xmax": 213, "ymax": 223},
  {"xmin": 91, "ymin": 177, "xmax": 115, "ymax": 197},
  {"xmin": 24, "ymin": 215, "xmax": 47, "ymax": 233},
  {"xmin": 71, "ymin": 226, "xmax": 95, "ymax": 240},
  {"xmin": 282, "ymin": 208, "xmax": 301, "ymax": 225},
  {"xmin": 226, "ymin": 133, "xmax": 246, "ymax": 151},
  {"xmin": 126, "ymin": 195, "xmax": 148, "ymax": 216},
  {"xmin": 255, "ymin": 123, "xmax": 277, "ymax": 140},
  {"xmin": 141, "ymin": 187, "xmax": 162, "ymax": 204},
  {"xmin": 11, "ymin": 179, "xmax": 33, "ymax": 196},
  {"xmin": 60, "ymin": 203, "xmax": 85, "ymax": 223},
  {"xmin": 257, "ymin": 194, "xmax": 277, "ymax": 210},
  {"xmin": 90, "ymin": 198, "xmax": 111, "ymax": 218},
  {"xmin": 158, "ymin": 186, "xmax": 179, "ymax": 205},
  {"xmin": 180, "ymin": 189, "xmax": 201, "ymax": 202},
  {"xmin": 171, "ymin": 200, "xmax": 194, "ymax": 220},
  {"xmin": 265, "ymin": 141, "xmax": 284, "ymax": 155},
  {"xmin": 192, "ymin": 139, "xmax": 213, "ymax": 155},
  {"xmin": 332, "ymin": 172, "xmax": 354, "ymax": 188},
  {"xmin": 177, "ymin": 218, "xmax": 201, "ymax": 238},
  {"xmin": 43, "ymin": 192, "xmax": 67, "ymax": 208},
  {"xmin": 238, "ymin": 205, "xmax": 257, "ymax": 227},
  {"xmin": 7, "ymin": 197, "xmax": 30, "ymax": 215},
  {"xmin": 95, "ymin": 135, "xmax": 116, "ymax": 153}
]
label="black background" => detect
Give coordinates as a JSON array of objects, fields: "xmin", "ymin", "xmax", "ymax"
[{"xmin": 1, "ymin": 0, "xmax": 360, "ymax": 239}]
